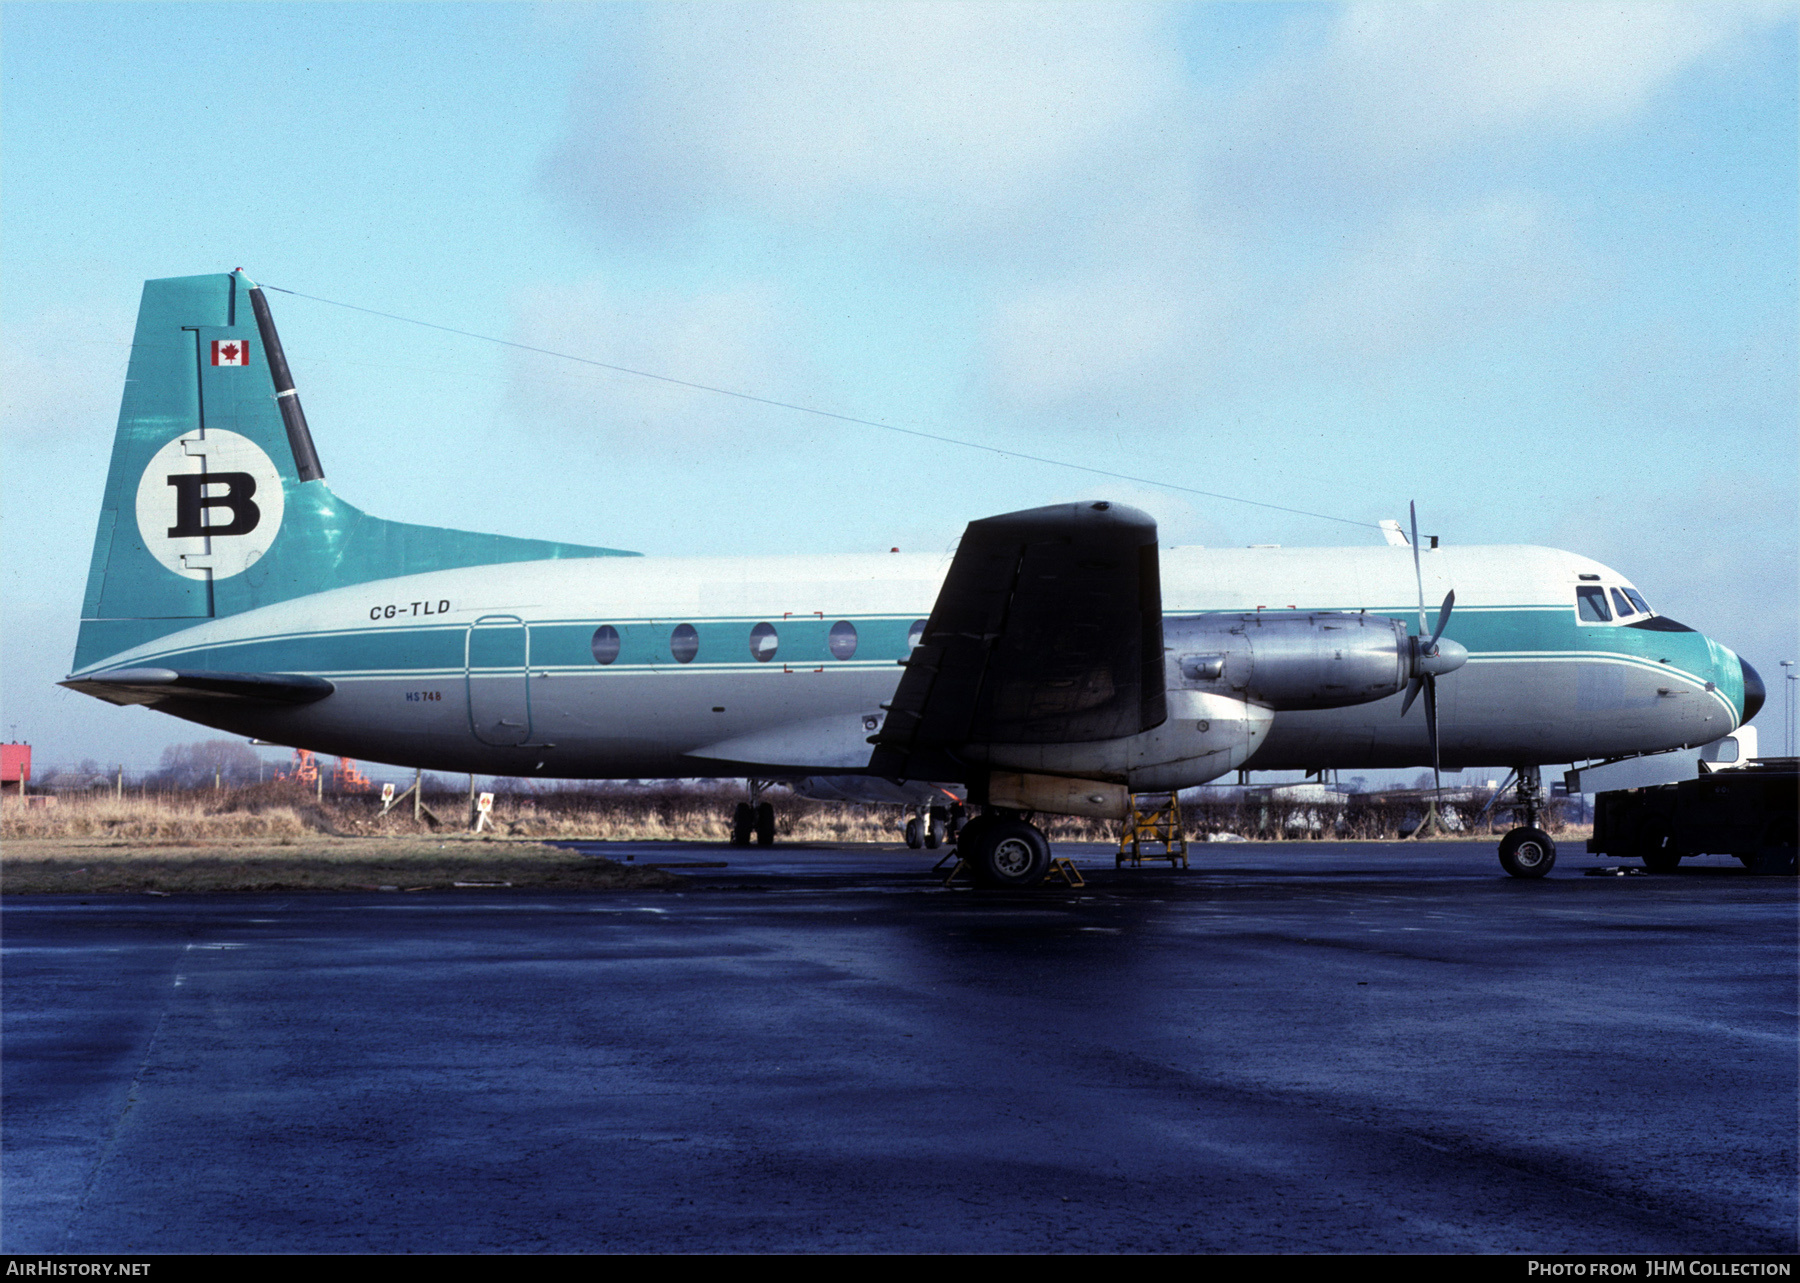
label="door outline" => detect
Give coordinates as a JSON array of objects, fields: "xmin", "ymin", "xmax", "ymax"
[{"xmin": 466, "ymin": 614, "xmax": 531, "ymax": 746}]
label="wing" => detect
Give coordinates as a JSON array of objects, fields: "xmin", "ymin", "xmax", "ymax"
[
  {"xmin": 60, "ymin": 668, "xmax": 335, "ymax": 707},
  {"xmin": 871, "ymin": 501, "xmax": 1165, "ymax": 781}
]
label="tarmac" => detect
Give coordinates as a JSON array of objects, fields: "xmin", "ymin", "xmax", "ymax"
[{"xmin": 3, "ymin": 840, "xmax": 1795, "ymax": 1254}]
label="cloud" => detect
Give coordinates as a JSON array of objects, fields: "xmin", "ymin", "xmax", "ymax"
[
  {"xmin": 504, "ymin": 276, "xmax": 822, "ymax": 451},
  {"xmin": 545, "ymin": 2, "xmax": 1185, "ymax": 239},
  {"xmin": 1228, "ymin": 2, "xmax": 1784, "ymax": 193},
  {"xmin": 980, "ymin": 253, "xmax": 1236, "ymax": 424},
  {"xmin": 1, "ymin": 310, "xmax": 133, "ymax": 447},
  {"xmin": 537, "ymin": 2, "xmax": 1786, "ymax": 432},
  {"xmin": 1291, "ymin": 196, "xmax": 1581, "ymax": 360}
]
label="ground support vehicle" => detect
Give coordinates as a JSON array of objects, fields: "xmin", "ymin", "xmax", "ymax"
[{"xmin": 1588, "ymin": 758, "xmax": 1797, "ymax": 874}]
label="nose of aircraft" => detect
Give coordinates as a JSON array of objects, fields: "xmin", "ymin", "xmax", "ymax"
[{"xmin": 1740, "ymin": 657, "xmax": 1766, "ymax": 723}]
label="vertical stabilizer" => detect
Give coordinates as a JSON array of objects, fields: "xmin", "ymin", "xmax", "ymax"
[{"xmin": 73, "ymin": 272, "xmax": 636, "ymax": 672}]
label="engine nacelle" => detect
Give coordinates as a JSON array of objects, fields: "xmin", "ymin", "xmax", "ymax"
[
  {"xmin": 1164, "ymin": 610, "xmax": 1463, "ymax": 710},
  {"xmin": 966, "ymin": 689, "xmax": 1273, "ymax": 796},
  {"xmin": 963, "ymin": 611, "xmax": 1467, "ymax": 817}
]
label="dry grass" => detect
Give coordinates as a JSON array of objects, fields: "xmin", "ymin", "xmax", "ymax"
[
  {"xmin": 0, "ymin": 834, "xmax": 683, "ymax": 895},
  {"xmin": 2, "ymin": 782, "xmax": 1581, "ymax": 894}
]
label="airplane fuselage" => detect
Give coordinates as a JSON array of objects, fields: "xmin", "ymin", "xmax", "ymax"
[{"xmin": 69, "ymin": 541, "xmax": 1747, "ymax": 781}]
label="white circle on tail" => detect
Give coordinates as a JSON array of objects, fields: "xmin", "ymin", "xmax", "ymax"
[{"xmin": 135, "ymin": 430, "xmax": 285, "ymax": 580}]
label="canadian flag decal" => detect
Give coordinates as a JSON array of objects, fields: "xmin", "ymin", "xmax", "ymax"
[{"xmin": 211, "ymin": 339, "xmax": 250, "ymax": 366}]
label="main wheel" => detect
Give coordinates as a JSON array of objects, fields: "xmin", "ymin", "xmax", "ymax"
[
  {"xmin": 730, "ymin": 802, "xmax": 753, "ymax": 847},
  {"xmin": 1498, "ymin": 826, "xmax": 1556, "ymax": 879},
  {"xmin": 903, "ymin": 817, "xmax": 922, "ymax": 849},
  {"xmin": 754, "ymin": 801, "xmax": 776, "ymax": 847},
  {"xmin": 965, "ymin": 819, "xmax": 1051, "ymax": 889},
  {"xmin": 925, "ymin": 808, "xmax": 946, "ymax": 850}
]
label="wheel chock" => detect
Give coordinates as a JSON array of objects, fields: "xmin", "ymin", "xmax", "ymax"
[{"xmin": 1045, "ymin": 857, "xmax": 1085, "ymax": 887}]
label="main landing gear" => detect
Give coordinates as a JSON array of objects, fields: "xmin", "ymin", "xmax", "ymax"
[
  {"xmin": 903, "ymin": 804, "xmax": 959, "ymax": 851},
  {"xmin": 951, "ymin": 812, "xmax": 1052, "ymax": 888},
  {"xmin": 1496, "ymin": 764, "xmax": 1556, "ymax": 879},
  {"xmin": 730, "ymin": 779, "xmax": 776, "ymax": 848}
]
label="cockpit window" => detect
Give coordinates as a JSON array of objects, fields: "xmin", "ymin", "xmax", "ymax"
[
  {"xmin": 1622, "ymin": 587, "xmax": 1651, "ymax": 616},
  {"xmin": 1576, "ymin": 586, "xmax": 1612, "ymax": 622},
  {"xmin": 1610, "ymin": 588, "xmax": 1636, "ymax": 617}
]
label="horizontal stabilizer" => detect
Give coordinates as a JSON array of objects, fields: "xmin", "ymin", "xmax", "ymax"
[{"xmin": 61, "ymin": 668, "xmax": 335, "ymax": 708}]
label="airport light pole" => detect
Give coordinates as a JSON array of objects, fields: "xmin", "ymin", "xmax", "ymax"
[{"xmin": 1783, "ymin": 660, "xmax": 1796, "ymax": 757}]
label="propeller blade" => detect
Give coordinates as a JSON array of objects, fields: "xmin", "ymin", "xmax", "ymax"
[
  {"xmin": 1410, "ymin": 501, "xmax": 1426, "ymax": 638},
  {"xmin": 1424, "ymin": 674, "xmax": 1440, "ymax": 790},
  {"xmin": 1400, "ymin": 675, "xmax": 1422, "ymax": 717},
  {"xmin": 1429, "ymin": 589, "xmax": 1455, "ymax": 649}
]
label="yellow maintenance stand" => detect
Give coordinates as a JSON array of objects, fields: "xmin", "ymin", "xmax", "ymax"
[{"xmin": 1116, "ymin": 793, "xmax": 1189, "ymax": 869}]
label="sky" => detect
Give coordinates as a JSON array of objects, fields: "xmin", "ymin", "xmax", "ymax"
[{"xmin": 3, "ymin": 1, "xmax": 1796, "ymax": 779}]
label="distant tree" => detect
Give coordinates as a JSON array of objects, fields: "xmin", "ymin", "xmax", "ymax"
[
  {"xmin": 151, "ymin": 740, "xmax": 264, "ymax": 789},
  {"xmin": 1346, "ymin": 776, "xmax": 1368, "ymax": 794}
]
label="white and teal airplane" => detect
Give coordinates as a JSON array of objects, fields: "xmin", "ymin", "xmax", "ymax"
[{"xmin": 64, "ymin": 272, "xmax": 1765, "ymax": 883}]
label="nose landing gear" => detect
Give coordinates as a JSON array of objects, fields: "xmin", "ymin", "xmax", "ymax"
[{"xmin": 1497, "ymin": 765, "xmax": 1557, "ymax": 878}]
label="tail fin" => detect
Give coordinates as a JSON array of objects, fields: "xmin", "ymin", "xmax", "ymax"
[{"xmin": 74, "ymin": 272, "xmax": 633, "ymax": 671}]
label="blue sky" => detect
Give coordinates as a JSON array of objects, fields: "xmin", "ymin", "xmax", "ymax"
[{"xmin": 3, "ymin": 2, "xmax": 1796, "ymax": 775}]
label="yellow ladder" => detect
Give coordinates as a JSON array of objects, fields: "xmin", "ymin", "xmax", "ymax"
[{"xmin": 1116, "ymin": 793, "xmax": 1189, "ymax": 869}]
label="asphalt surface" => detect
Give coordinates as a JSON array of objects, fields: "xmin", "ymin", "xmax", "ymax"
[{"xmin": 4, "ymin": 840, "xmax": 1795, "ymax": 1254}]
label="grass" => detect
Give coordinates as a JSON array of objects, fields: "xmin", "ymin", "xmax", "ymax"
[
  {"xmin": 2, "ymin": 781, "xmax": 1579, "ymax": 894},
  {"xmin": 0, "ymin": 833, "xmax": 684, "ymax": 895}
]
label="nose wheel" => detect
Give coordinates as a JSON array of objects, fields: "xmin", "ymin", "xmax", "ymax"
[
  {"xmin": 1498, "ymin": 826, "xmax": 1556, "ymax": 878},
  {"xmin": 1495, "ymin": 766, "xmax": 1556, "ymax": 878}
]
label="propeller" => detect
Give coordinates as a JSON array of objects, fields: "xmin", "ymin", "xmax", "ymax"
[{"xmin": 1398, "ymin": 502, "xmax": 1468, "ymax": 834}]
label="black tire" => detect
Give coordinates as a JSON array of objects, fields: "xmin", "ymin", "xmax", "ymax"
[
  {"xmin": 1641, "ymin": 833, "xmax": 1683, "ymax": 873},
  {"xmin": 730, "ymin": 802, "xmax": 753, "ymax": 848},
  {"xmin": 925, "ymin": 809, "xmax": 945, "ymax": 850},
  {"xmin": 1498, "ymin": 826, "xmax": 1556, "ymax": 879},
  {"xmin": 904, "ymin": 817, "xmax": 922, "ymax": 849},
  {"xmin": 754, "ymin": 801, "xmax": 775, "ymax": 847},
  {"xmin": 1749, "ymin": 845, "xmax": 1798, "ymax": 876},
  {"xmin": 966, "ymin": 819, "xmax": 1051, "ymax": 889},
  {"xmin": 952, "ymin": 814, "xmax": 992, "ymax": 859}
]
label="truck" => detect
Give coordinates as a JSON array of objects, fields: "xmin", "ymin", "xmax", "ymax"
[{"xmin": 1571, "ymin": 729, "xmax": 1797, "ymax": 875}]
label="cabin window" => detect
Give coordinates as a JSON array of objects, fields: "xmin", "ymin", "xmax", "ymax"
[
  {"xmin": 1576, "ymin": 587, "xmax": 1612, "ymax": 622},
  {"xmin": 828, "ymin": 620, "xmax": 858, "ymax": 660},
  {"xmin": 590, "ymin": 625, "xmax": 621, "ymax": 666},
  {"xmin": 749, "ymin": 622, "xmax": 778, "ymax": 662},
  {"xmin": 1611, "ymin": 588, "xmax": 1636, "ymax": 618},
  {"xmin": 670, "ymin": 623, "xmax": 700, "ymax": 663},
  {"xmin": 908, "ymin": 619, "xmax": 927, "ymax": 649}
]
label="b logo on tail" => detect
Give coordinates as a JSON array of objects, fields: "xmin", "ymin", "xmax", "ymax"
[{"xmin": 135, "ymin": 430, "xmax": 284, "ymax": 579}]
